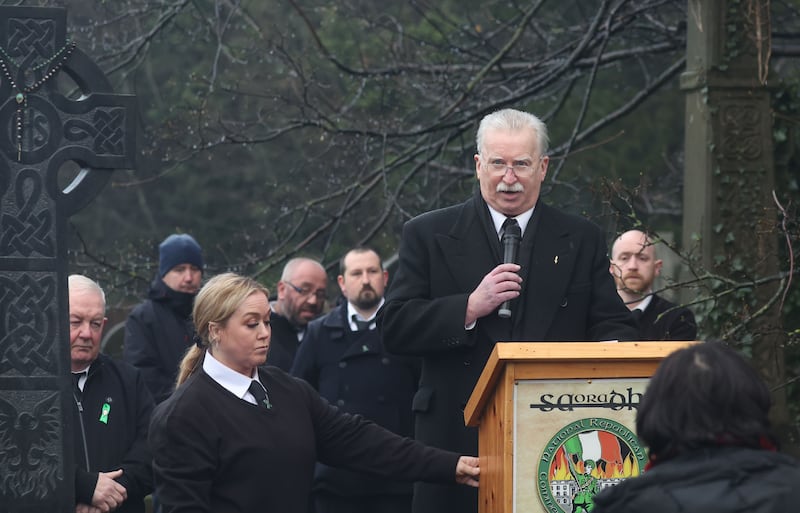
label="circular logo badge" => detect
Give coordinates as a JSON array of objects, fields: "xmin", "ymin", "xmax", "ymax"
[{"xmin": 537, "ymin": 418, "xmax": 646, "ymax": 513}]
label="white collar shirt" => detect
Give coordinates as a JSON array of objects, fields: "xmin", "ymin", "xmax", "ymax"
[{"xmin": 203, "ymin": 351, "xmax": 263, "ymax": 405}]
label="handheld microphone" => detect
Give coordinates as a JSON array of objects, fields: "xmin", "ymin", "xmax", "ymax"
[{"xmin": 498, "ymin": 220, "xmax": 522, "ymax": 318}]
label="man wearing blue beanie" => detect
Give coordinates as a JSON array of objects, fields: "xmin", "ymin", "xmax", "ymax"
[{"xmin": 123, "ymin": 233, "xmax": 204, "ymax": 404}]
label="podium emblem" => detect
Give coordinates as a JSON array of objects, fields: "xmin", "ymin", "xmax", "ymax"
[{"xmin": 537, "ymin": 417, "xmax": 646, "ymax": 513}]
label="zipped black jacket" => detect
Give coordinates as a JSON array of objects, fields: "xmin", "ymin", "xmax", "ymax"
[
  {"xmin": 73, "ymin": 353, "xmax": 154, "ymax": 512},
  {"xmin": 123, "ymin": 278, "xmax": 196, "ymax": 404}
]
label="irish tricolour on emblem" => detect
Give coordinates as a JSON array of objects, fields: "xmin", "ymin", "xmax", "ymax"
[{"xmin": 537, "ymin": 418, "xmax": 646, "ymax": 513}]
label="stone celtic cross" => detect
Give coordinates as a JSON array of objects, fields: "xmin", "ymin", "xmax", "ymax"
[{"xmin": 0, "ymin": 6, "xmax": 136, "ymax": 512}]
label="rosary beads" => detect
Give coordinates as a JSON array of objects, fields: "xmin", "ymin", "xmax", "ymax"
[{"xmin": 0, "ymin": 39, "xmax": 76, "ymax": 161}]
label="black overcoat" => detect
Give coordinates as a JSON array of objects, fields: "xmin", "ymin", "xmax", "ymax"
[
  {"xmin": 291, "ymin": 304, "xmax": 420, "ymax": 497},
  {"xmin": 638, "ymin": 293, "xmax": 697, "ymax": 341},
  {"xmin": 265, "ymin": 310, "xmax": 300, "ymax": 372},
  {"xmin": 379, "ymin": 192, "xmax": 638, "ymax": 513}
]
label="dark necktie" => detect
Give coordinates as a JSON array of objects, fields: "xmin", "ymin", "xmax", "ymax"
[
  {"xmin": 352, "ymin": 315, "xmax": 373, "ymax": 331},
  {"xmin": 632, "ymin": 309, "xmax": 644, "ymax": 323},
  {"xmin": 72, "ymin": 372, "xmax": 85, "ymax": 400},
  {"xmin": 248, "ymin": 380, "xmax": 272, "ymax": 409},
  {"xmin": 500, "ymin": 217, "xmax": 519, "ymax": 240}
]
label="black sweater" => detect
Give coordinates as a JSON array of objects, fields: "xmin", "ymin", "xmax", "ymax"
[{"xmin": 149, "ymin": 365, "xmax": 461, "ymax": 513}]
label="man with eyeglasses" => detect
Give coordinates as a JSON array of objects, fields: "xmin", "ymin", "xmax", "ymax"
[
  {"xmin": 291, "ymin": 247, "xmax": 420, "ymax": 513},
  {"xmin": 266, "ymin": 256, "xmax": 329, "ymax": 371},
  {"xmin": 379, "ymin": 108, "xmax": 638, "ymax": 513},
  {"xmin": 68, "ymin": 275, "xmax": 154, "ymax": 513}
]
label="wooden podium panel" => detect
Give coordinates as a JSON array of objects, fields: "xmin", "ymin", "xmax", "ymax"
[{"xmin": 464, "ymin": 341, "xmax": 696, "ymax": 513}]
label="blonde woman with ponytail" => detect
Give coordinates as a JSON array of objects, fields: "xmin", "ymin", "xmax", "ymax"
[
  {"xmin": 174, "ymin": 272, "xmax": 266, "ymax": 387},
  {"xmin": 149, "ymin": 273, "xmax": 479, "ymax": 513}
]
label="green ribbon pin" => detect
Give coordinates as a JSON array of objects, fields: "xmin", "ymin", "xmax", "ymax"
[{"xmin": 99, "ymin": 403, "xmax": 111, "ymax": 424}]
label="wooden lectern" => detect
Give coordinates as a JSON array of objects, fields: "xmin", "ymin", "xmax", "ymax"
[{"xmin": 464, "ymin": 341, "xmax": 696, "ymax": 513}]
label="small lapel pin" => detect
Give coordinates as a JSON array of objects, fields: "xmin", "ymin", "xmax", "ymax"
[
  {"xmin": 554, "ymin": 256, "xmax": 559, "ymax": 264},
  {"xmin": 99, "ymin": 403, "xmax": 111, "ymax": 424}
]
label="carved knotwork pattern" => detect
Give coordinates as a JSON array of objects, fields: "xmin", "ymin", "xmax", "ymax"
[
  {"xmin": 0, "ymin": 168, "xmax": 54, "ymax": 258},
  {"xmin": 712, "ymin": 166, "xmax": 773, "ymax": 270},
  {"xmin": 0, "ymin": 273, "xmax": 58, "ymax": 376},
  {"xmin": 718, "ymin": 102, "xmax": 763, "ymax": 161},
  {"xmin": 64, "ymin": 108, "xmax": 127, "ymax": 156},
  {"xmin": 12, "ymin": 97, "xmax": 62, "ymax": 160},
  {"xmin": 27, "ymin": 103, "xmax": 54, "ymax": 152},
  {"xmin": 0, "ymin": 6, "xmax": 136, "ymax": 509},
  {"xmin": 0, "ymin": 390, "xmax": 62, "ymax": 499},
  {"xmin": 6, "ymin": 18, "xmax": 57, "ymax": 65},
  {"xmin": 719, "ymin": 177, "xmax": 765, "ymax": 220}
]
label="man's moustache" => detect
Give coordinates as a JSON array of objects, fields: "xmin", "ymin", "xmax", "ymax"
[{"xmin": 496, "ymin": 183, "xmax": 524, "ymax": 192}]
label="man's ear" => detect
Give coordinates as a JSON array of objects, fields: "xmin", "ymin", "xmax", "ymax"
[
  {"xmin": 539, "ymin": 155, "xmax": 550, "ymax": 180},
  {"xmin": 654, "ymin": 259, "xmax": 663, "ymax": 276}
]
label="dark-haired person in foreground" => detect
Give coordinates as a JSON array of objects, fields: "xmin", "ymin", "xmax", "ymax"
[
  {"xmin": 148, "ymin": 273, "xmax": 478, "ymax": 513},
  {"xmin": 592, "ymin": 341, "xmax": 800, "ymax": 513}
]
